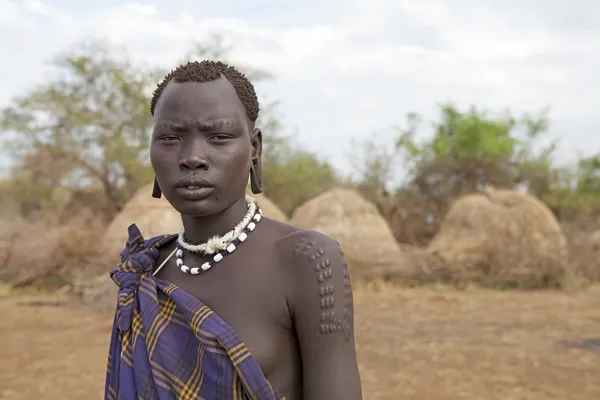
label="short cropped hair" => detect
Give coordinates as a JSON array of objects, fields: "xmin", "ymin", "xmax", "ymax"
[{"xmin": 150, "ymin": 60, "xmax": 259, "ymax": 122}]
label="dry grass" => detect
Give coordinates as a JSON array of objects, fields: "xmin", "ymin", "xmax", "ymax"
[
  {"xmin": 291, "ymin": 187, "xmax": 403, "ymax": 279},
  {"xmin": 0, "ymin": 211, "xmax": 108, "ymax": 286},
  {"xmin": 1, "ymin": 283, "xmax": 598, "ymax": 400},
  {"xmin": 428, "ymin": 188, "xmax": 569, "ymax": 288}
]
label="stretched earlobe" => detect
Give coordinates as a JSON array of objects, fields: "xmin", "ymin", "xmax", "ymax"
[
  {"xmin": 250, "ymin": 160, "xmax": 264, "ymax": 194},
  {"xmin": 152, "ymin": 178, "xmax": 162, "ymax": 199}
]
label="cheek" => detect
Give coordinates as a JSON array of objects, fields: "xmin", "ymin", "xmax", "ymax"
[
  {"xmin": 149, "ymin": 146, "xmax": 161, "ymax": 170},
  {"xmin": 215, "ymin": 143, "xmax": 252, "ymax": 170},
  {"xmin": 150, "ymin": 145, "xmax": 175, "ymax": 172},
  {"xmin": 231, "ymin": 152, "xmax": 252, "ymax": 175}
]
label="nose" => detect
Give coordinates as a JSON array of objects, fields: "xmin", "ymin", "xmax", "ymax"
[{"xmin": 179, "ymin": 146, "xmax": 209, "ymax": 171}]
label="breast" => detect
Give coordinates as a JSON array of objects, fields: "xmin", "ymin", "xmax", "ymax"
[
  {"xmin": 235, "ymin": 319, "xmax": 302, "ymax": 396},
  {"xmin": 236, "ymin": 324, "xmax": 284, "ymax": 377},
  {"xmin": 201, "ymin": 289, "xmax": 295, "ymax": 379}
]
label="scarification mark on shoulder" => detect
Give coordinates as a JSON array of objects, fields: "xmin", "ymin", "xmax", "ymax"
[
  {"xmin": 341, "ymin": 252, "xmax": 353, "ymax": 341},
  {"xmin": 292, "ymin": 235, "xmax": 352, "ymax": 338},
  {"xmin": 291, "ymin": 237, "xmax": 316, "ymax": 258}
]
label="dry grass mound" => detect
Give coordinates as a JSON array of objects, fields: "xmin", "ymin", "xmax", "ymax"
[
  {"xmin": 0, "ymin": 216, "xmax": 61, "ymax": 284},
  {"xmin": 0, "ymin": 210, "xmax": 107, "ymax": 287},
  {"xmin": 102, "ymin": 183, "xmax": 182, "ymax": 258},
  {"xmin": 291, "ymin": 188, "xmax": 403, "ymax": 280},
  {"xmin": 428, "ymin": 187, "xmax": 568, "ymax": 288}
]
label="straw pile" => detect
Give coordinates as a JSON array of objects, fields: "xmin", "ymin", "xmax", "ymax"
[
  {"xmin": 428, "ymin": 187, "xmax": 568, "ymax": 287},
  {"xmin": 102, "ymin": 183, "xmax": 182, "ymax": 258},
  {"xmin": 291, "ymin": 188, "xmax": 403, "ymax": 280},
  {"xmin": 0, "ymin": 216, "xmax": 61, "ymax": 283},
  {"xmin": 0, "ymin": 210, "xmax": 107, "ymax": 286}
]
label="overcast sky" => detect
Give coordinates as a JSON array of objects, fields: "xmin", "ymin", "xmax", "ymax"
[{"xmin": 1, "ymin": 0, "xmax": 598, "ymax": 178}]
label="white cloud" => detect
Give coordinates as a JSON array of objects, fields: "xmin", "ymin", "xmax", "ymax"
[{"xmin": 0, "ymin": 0, "xmax": 598, "ymax": 175}]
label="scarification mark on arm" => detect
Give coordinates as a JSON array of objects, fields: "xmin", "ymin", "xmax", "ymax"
[
  {"xmin": 341, "ymin": 252, "xmax": 353, "ymax": 341},
  {"xmin": 292, "ymin": 236, "xmax": 352, "ymax": 337}
]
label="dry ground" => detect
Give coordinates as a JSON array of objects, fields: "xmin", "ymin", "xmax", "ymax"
[{"xmin": 0, "ymin": 284, "xmax": 599, "ymax": 400}]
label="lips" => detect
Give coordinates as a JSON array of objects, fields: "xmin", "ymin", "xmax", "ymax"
[
  {"xmin": 175, "ymin": 186, "xmax": 214, "ymax": 200},
  {"xmin": 174, "ymin": 175, "xmax": 214, "ymax": 200},
  {"xmin": 175, "ymin": 175, "xmax": 213, "ymax": 189}
]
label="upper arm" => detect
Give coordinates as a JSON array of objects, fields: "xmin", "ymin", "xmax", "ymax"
[{"xmin": 283, "ymin": 230, "xmax": 362, "ymax": 400}]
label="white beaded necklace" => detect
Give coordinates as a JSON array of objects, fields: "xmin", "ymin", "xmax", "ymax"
[
  {"xmin": 177, "ymin": 195, "xmax": 257, "ymax": 255},
  {"xmin": 173, "ymin": 196, "xmax": 262, "ymax": 275}
]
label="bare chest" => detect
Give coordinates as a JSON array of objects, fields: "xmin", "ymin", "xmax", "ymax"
[{"xmin": 153, "ymin": 248, "xmax": 295, "ymax": 379}]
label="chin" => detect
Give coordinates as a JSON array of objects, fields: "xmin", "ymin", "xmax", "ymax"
[
  {"xmin": 169, "ymin": 194, "xmax": 246, "ymax": 218},
  {"xmin": 170, "ymin": 199, "xmax": 221, "ymax": 218}
]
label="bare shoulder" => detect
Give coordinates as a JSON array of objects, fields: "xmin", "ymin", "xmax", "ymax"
[
  {"xmin": 266, "ymin": 219, "xmax": 345, "ymax": 271},
  {"xmin": 264, "ymin": 218, "xmax": 349, "ymax": 287},
  {"xmin": 273, "ymin": 225, "xmax": 343, "ymax": 266},
  {"xmin": 271, "ymin": 224, "xmax": 354, "ymax": 339}
]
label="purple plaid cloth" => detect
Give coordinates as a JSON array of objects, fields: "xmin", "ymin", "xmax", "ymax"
[{"xmin": 105, "ymin": 224, "xmax": 285, "ymax": 400}]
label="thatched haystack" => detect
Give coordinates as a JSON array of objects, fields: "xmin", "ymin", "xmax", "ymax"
[
  {"xmin": 290, "ymin": 188, "xmax": 403, "ymax": 279},
  {"xmin": 102, "ymin": 183, "xmax": 182, "ymax": 258},
  {"xmin": 428, "ymin": 187, "xmax": 568, "ymax": 288},
  {"xmin": 0, "ymin": 216, "xmax": 61, "ymax": 283},
  {"xmin": 0, "ymin": 210, "xmax": 107, "ymax": 286}
]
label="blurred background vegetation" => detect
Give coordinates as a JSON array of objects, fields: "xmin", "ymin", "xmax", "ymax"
[{"xmin": 3, "ymin": 37, "xmax": 600, "ymax": 230}]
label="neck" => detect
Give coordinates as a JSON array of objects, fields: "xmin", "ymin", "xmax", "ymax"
[{"xmin": 180, "ymin": 197, "xmax": 248, "ymax": 244}]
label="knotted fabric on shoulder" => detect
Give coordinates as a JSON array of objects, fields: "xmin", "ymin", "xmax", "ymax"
[{"xmin": 105, "ymin": 224, "xmax": 285, "ymax": 400}]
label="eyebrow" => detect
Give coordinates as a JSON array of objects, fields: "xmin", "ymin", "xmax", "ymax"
[{"xmin": 154, "ymin": 119, "xmax": 236, "ymax": 132}]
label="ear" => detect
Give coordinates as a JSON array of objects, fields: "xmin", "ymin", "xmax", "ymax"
[
  {"xmin": 250, "ymin": 127, "xmax": 263, "ymax": 162},
  {"xmin": 249, "ymin": 128, "xmax": 264, "ymax": 194}
]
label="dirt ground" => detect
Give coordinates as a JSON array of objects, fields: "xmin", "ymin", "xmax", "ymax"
[{"xmin": 0, "ymin": 284, "xmax": 599, "ymax": 400}]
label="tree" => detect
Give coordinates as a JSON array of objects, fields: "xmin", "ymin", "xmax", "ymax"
[
  {"xmin": 394, "ymin": 103, "xmax": 556, "ymax": 202},
  {"xmin": 0, "ymin": 36, "xmax": 277, "ymax": 219},
  {"xmin": 1, "ymin": 41, "xmax": 157, "ymax": 217},
  {"xmin": 542, "ymin": 153, "xmax": 600, "ymax": 220},
  {"xmin": 576, "ymin": 153, "xmax": 600, "ymax": 195}
]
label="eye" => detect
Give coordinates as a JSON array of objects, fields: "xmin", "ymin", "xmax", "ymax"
[
  {"xmin": 210, "ymin": 134, "xmax": 232, "ymax": 142},
  {"xmin": 157, "ymin": 135, "xmax": 181, "ymax": 144}
]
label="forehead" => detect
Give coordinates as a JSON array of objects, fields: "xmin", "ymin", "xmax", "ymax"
[{"xmin": 153, "ymin": 78, "xmax": 246, "ymax": 123}]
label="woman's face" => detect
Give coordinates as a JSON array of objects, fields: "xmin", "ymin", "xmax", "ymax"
[{"xmin": 150, "ymin": 78, "xmax": 261, "ymax": 217}]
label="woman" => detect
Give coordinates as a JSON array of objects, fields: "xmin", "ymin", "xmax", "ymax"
[{"xmin": 106, "ymin": 60, "xmax": 362, "ymax": 400}]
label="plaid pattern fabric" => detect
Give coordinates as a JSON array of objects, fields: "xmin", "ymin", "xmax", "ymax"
[{"xmin": 105, "ymin": 224, "xmax": 285, "ymax": 400}]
